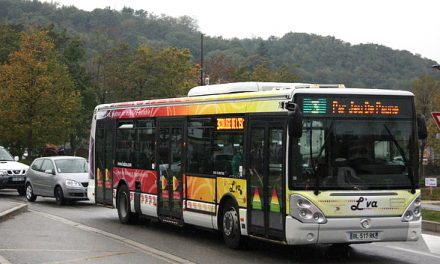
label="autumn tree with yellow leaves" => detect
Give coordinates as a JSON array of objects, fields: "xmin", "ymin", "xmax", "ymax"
[{"xmin": 0, "ymin": 29, "xmax": 81, "ymax": 158}]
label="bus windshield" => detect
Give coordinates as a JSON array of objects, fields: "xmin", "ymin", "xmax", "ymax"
[{"xmin": 289, "ymin": 118, "xmax": 416, "ymax": 190}]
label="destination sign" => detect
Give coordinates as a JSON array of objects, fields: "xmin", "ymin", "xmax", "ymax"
[
  {"xmin": 300, "ymin": 95, "xmax": 412, "ymax": 118},
  {"xmin": 332, "ymin": 100, "xmax": 400, "ymax": 115},
  {"xmin": 217, "ymin": 117, "xmax": 245, "ymax": 130}
]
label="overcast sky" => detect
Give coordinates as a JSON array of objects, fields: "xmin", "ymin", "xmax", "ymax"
[{"xmin": 42, "ymin": 0, "xmax": 440, "ymax": 63}]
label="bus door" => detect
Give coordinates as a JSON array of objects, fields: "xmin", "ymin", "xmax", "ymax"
[
  {"xmin": 248, "ymin": 116, "xmax": 285, "ymax": 240},
  {"xmin": 95, "ymin": 119, "xmax": 114, "ymax": 206},
  {"xmin": 156, "ymin": 118, "xmax": 185, "ymax": 221}
]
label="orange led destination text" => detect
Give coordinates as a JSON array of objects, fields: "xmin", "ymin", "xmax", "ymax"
[
  {"xmin": 217, "ymin": 117, "xmax": 245, "ymax": 130},
  {"xmin": 332, "ymin": 100, "xmax": 400, "ymax": 115}
]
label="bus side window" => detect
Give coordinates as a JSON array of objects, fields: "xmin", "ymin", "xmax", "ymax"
[
  {"xmin": 187, "ymin": 118, "xmax": 215, "ymax": 175},
  {"xmin": 213, "ymin": 132, "xmax": 244, "ymax": 177}
]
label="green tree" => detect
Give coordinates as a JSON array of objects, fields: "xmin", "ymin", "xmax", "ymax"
[
  {"xmin": 205, "ymin": 53, "xmax": 237, "ymax": 84},
  {"xmin": 0, "ymin": 29, "xmax": 81, "ymax": 158},
  {"xmin": 149, "ymin": 47, "xmax": 197, "ymax": 98},
  {"xmin": 236, "ymin": 63, "xmax": 299, "ymax": 83},
  {"xmin": 412, "ymin": 75, "xmax": 440, "ymax": 164},
  {"xmin": 48, "ymin": 26, "xmax": 95, "ymax": 155},
  {"xmin": 101, "ymin": 43, "xmax": 133, "ymax": 102},
  {"xmin": 0, "ymin": 24, "xmax": 22, "ymax": 64}
]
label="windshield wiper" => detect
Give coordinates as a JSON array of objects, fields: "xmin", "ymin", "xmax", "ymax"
[
  {"xmin": 310, "ymin": 121, "xmax": 334, "ymax": 196},
  {"xmin": 383, "ymin": 125, "xmax": 415, "ymax": 194}
]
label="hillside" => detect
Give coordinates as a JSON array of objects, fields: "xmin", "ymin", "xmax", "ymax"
[{"xmin": 0, "ymin": 0, "xmax": 438, "ymax": 90}]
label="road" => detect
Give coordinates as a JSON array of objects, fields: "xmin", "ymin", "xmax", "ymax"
[{"xmin": 1, "ymin": 189, "xmax": 440, "ymax": 264}]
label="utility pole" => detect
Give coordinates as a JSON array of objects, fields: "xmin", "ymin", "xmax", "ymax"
[{"xmin": 200, "ymin": 34, "xmax": 205, "ymax": 86}]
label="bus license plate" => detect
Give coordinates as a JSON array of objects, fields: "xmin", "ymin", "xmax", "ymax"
[
  {"xmin": 349, "ymin": 231, "xmax": 379, "ymax": 241},
  {"xmin": 12, "ymin": 177, "xmax": 24, "ymax": 181}
]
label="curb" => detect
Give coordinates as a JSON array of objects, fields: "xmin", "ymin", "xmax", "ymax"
[
  {"xmin": 422, "ymin": 220, "xmax": 440, "ymax": 233},
  {"xmin": 0, "ymin": 203, "xmax": 28, "ymax": 222}
]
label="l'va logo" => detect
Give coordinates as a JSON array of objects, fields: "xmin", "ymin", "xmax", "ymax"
[{"xmin": 351, "ymin": 197, "xmax": 378, "ymax": 211}]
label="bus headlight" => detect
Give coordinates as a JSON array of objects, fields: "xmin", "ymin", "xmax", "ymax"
[
  {"xmin": 290, "ymin": 195, "xmax": 327, "ymax": 224},
  {"xmin": 401, "ymin": 195, "xmax": 422, "ymax": 222}
]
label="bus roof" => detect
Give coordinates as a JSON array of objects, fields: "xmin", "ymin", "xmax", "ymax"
[{"xmin": 94, "ymin": 82, "xmax": 413, "ymax": 112}]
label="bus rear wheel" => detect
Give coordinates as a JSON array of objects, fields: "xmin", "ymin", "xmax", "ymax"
[
  {"xmin": 117, "ymin": 184, "xmax": 137, "ymax": 224},
  {"xmin": 221, "ymin": 199, "xmax": 242, "ymax": 249}
]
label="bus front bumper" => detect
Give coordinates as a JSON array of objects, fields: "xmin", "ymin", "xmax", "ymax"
[{"xmin": 285, "ymin": 216, "xmax": 421, "ymax": 245}]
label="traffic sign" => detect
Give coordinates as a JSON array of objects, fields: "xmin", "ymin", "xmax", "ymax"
[
  {"xmin": 425, "ymin": 178, "xmax": 437, "ymax": 187},
  {"xmin": 432, "ymin": 112, "xmax": 440, "ymax": 129}
]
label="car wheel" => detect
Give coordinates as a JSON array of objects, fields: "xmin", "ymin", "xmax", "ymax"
[
  {"xmin": 26, "ymin": 183, "xmax": 37, "ymax": 202},
  {"xmin": 221, "ymin": 199, "xmax": 242, "ymax": 249},
  {"xmin": 117, "ymin": 184, "xmax": 137, "ymax": 224},
  {"xmin": 17, "ymin": 186, "xmax": 26, "ymax": 196},
  {"xmin": 55, "ymin": 186, "xmax": 65, "ymax": 205}
]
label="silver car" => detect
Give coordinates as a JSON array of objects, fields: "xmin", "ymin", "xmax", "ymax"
[{"xmin": 25, "ymin": 156, "xmax": 89, "ymax": 205}]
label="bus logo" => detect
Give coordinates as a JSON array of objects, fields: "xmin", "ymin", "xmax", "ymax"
[{"xmin": 351, "ymin": 197, "xmax": 378, "ymax": 211}]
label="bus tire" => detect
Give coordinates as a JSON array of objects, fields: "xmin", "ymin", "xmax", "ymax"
[
  {"xmin": 221, "ymin": 199, "xmax": 242, "ymax": 249},
  {"xmin": 117, "ymin": 184, "xmax": 137, "ymax": 224}
]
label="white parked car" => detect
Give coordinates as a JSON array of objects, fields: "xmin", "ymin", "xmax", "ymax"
[{"xmin": 0, "ymin": 146, "xmax": 29, "ymax": 195}]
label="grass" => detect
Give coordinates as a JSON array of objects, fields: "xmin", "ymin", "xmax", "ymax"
[
  {"xmin": 421, "ymin": 187, "xmax": 440, "ymax": 201},
  {"xmin": 422, "ymin": 209, "xmax": 440, "ymax": 223}
]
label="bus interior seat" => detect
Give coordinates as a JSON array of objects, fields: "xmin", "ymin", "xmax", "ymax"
[{"xmin": 337, "ymin": 166, "xmax": 358, "ymax": 185}]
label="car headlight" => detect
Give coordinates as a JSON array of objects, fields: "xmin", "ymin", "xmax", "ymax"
[
  {"xmin": 290, "ymin": 194, "xmax": 327, "ymax": 224},
  {"xmin": 0, "ymin": 169, "xmax": 8, "ymax": 176},
  {"xmin": 65, "ymin": 179, "xmax": 83, "ymax": 188},
  {"xmin": 401, "ymin": 195, "xmax": 422, "ymax": 222}
]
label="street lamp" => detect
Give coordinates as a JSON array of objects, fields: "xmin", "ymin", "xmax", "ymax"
[{"xmin": 433, "ymin": 64, "xmax": 440, "ymax": 71}]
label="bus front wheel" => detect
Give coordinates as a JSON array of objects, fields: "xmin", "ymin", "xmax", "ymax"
[{"xmin": 221, "ymin": 199, "xmax": 242, "ymax": 249}]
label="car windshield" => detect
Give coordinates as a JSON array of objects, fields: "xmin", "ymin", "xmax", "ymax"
[
  {"xmin": 289, "ymin": 118, "xmax": 416, "ymax": 190},
  {"xmin": 0, "ymin": 148, "xmax": 14, "ymax": 161},
  {"xmin": 54, "ymin": 159, "xmax": 88, "ymax": 173}
]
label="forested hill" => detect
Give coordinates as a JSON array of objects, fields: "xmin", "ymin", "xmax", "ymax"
[{"xmin": 1, "ymin": 0, "xmax": 438, "ymax": 90}]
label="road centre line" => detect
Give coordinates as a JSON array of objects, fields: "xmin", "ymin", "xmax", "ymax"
[
  {"xmin": 43, "ymin": 251, "xmax": 134, "ymax": 264},
  {"xmin": 31, "ymin": 209, "xmax": 195, "ymax": 264},
  {"xmin": 0, "ymin": 250, "xmax": 134, "ymax": 264},
  {"xmin": 0, "ymin": 249, "xmax": 132, "ymax": 253}
]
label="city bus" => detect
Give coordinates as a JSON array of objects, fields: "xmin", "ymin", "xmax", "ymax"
[{"xmin": 87, "ymin": 82, "xmax": 425, "ymax": 248}]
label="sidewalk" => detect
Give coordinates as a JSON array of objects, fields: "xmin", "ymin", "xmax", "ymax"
[
  {"xmin": 0, "ymin": 199, "xmax": 27, "ymax": 264},
  {"xmin": 422, "ymin": 200, "xmax": 440, "ymax": 211},
  {"xmin": 0, "ymin": 200, "xmax": 27, "ymax": 222}
]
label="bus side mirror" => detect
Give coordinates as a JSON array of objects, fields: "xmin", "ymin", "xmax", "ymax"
[
  {"xmin": 417, "ymin": 114, "xmax": 427, "ymax": 140},
  {"xmin": 286, "ymin": 102, "xmax": 303, "ymax": 138}
]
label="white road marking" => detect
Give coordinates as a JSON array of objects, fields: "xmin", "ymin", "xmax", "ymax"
[
  {"xmin": 377, "ymin": 234, "xmax": 440, "ymax": 260},
  {"xmin": 30, "ymin": 209, "xmax": 195, "ymax": 264},
  {"xmin": 43, "ymin": 251, "xmax": 135, "ymax": 264},
  {"xmin": 382, "ymin": 245, "xmax": 440, "ymax": 260},
  {"xmin": 422, "ymin": 234, "xmax": 440, "ymax": 254},
  {"xmin": 0, "ymin": 254, "xmax": 12, "ymax": 264}
]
